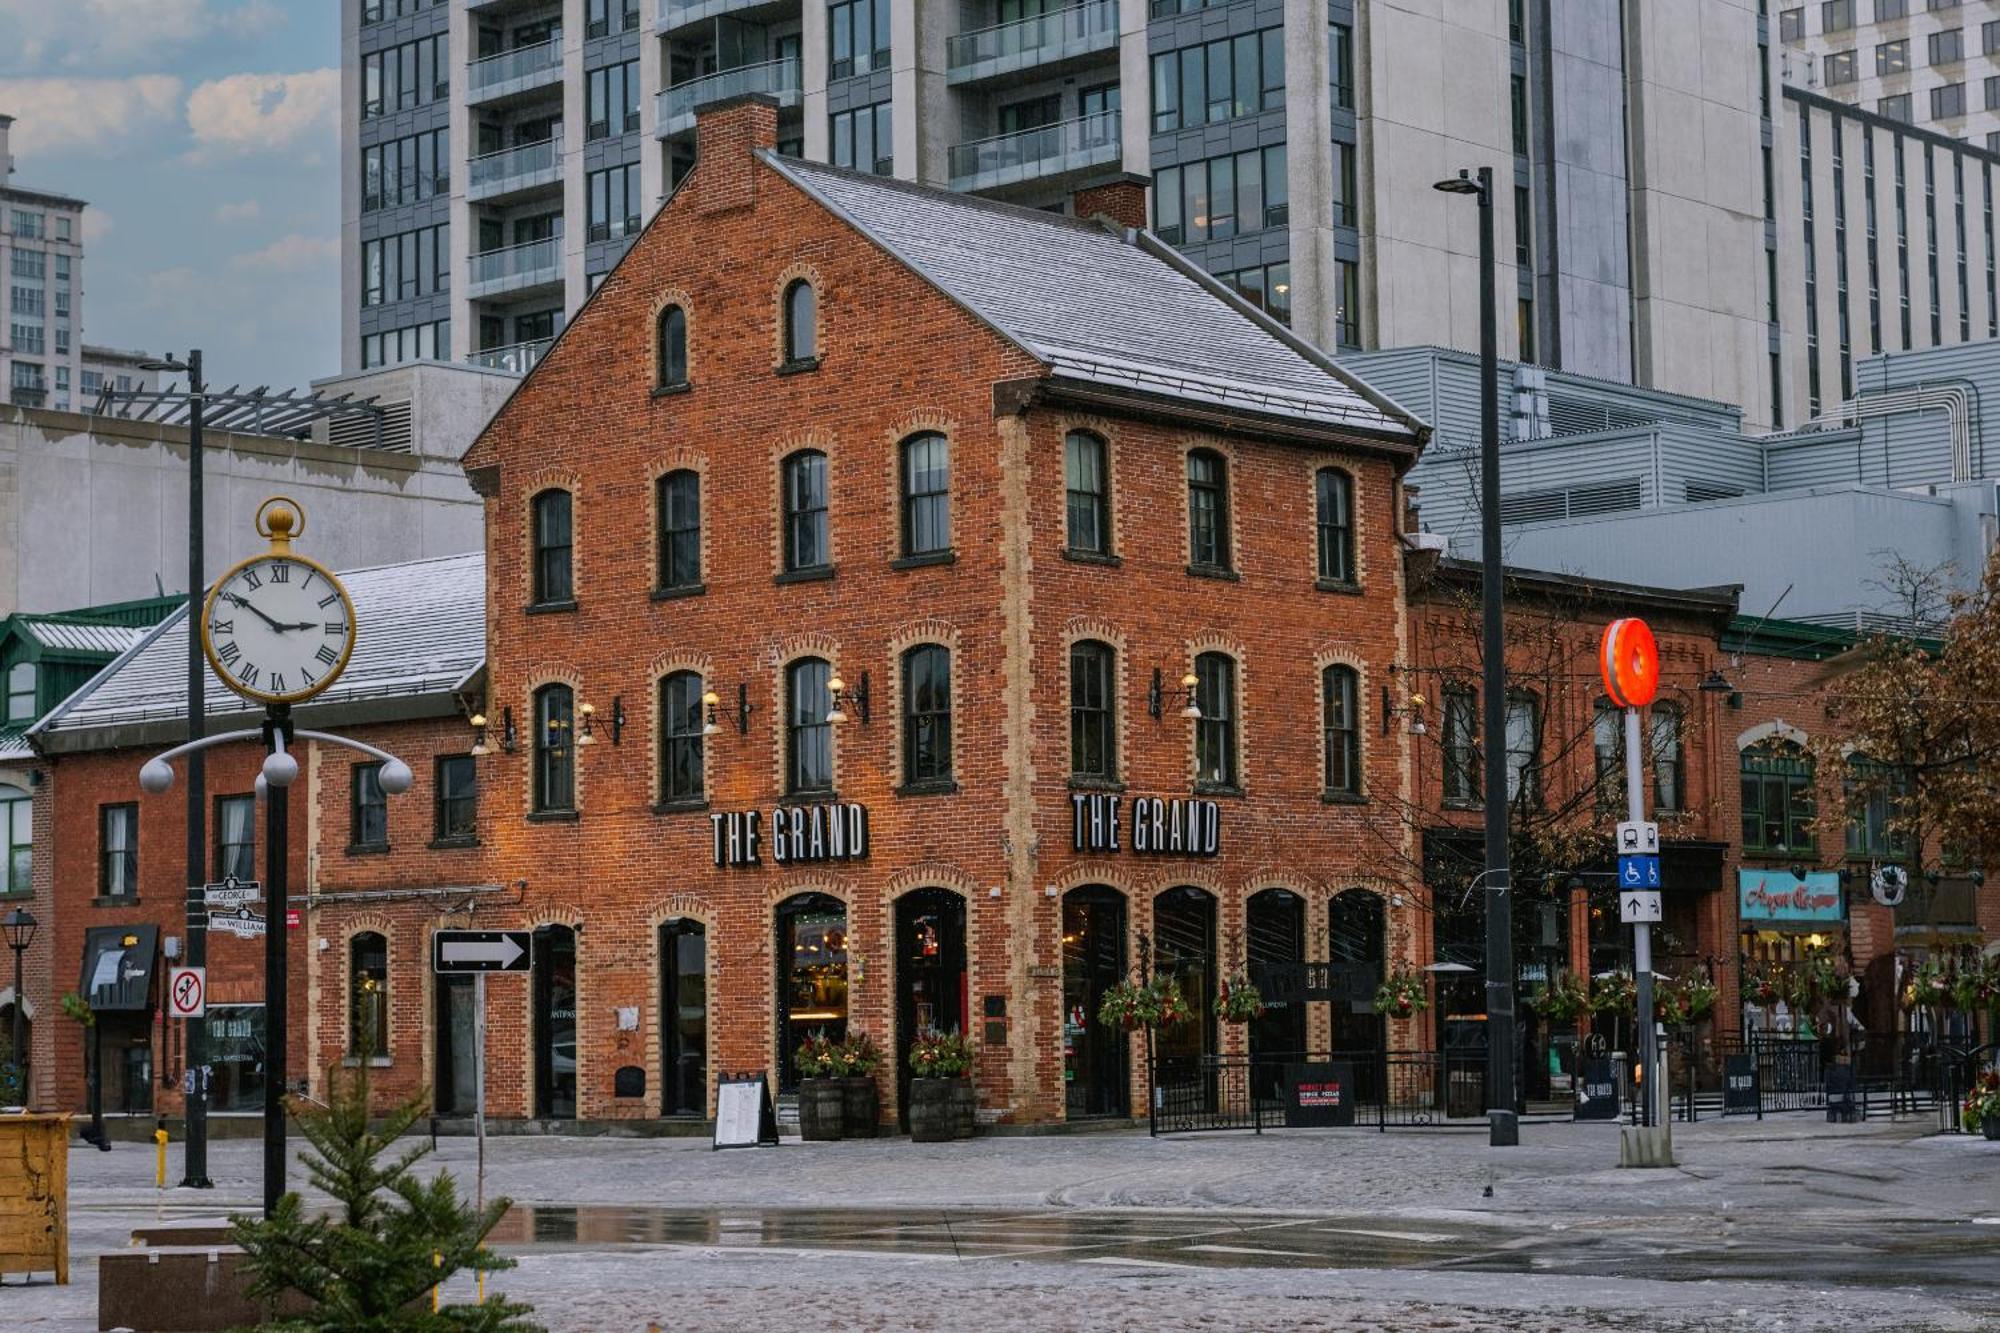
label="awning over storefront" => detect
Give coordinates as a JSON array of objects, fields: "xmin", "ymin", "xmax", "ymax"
[{"xmin": 79, "ymin": 924, "xmax": 159, "ymax": 1011}]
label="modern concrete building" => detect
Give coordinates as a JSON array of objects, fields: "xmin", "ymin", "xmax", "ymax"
[
  {"xmin": 1777, "ymin": 0, "xmax": 2000, "ymax": 151},
  {"xmin": 341, "ymin": 0, "xmax": 1781, "ymax": 425},
  {"xmin": 1376, "ymin": 335, "xmax": 2000, "ymax": 632}
]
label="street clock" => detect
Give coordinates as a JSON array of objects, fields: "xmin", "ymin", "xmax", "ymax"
[{"xmin": 200, "ymin": 498, "xmax": 356, "ymax": 707}]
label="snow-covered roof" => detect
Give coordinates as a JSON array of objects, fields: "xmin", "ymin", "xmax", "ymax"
[
  {"xmin": 33, "ymin": 551, "xmax": 484, "ymax": 746},
  {"xmin": 763, "ymin": 154, "xmax": 1423, "ymax": 444},
  {"xmin": 21, "ymin": 620, "xmax": 149, "ymax": 655}
]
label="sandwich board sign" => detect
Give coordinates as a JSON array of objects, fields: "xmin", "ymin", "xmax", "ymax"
[{"xmin": 713, "ymin": 1071, "xmax": 779, "ymax": 1150}]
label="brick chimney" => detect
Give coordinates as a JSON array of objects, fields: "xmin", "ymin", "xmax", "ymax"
[
  {"xmin": 1073, "ymin": 173, "xmax": 1151, "ymax": 231},
  {"xmin": 694, "ymin": 94, "xmax": 778, "ymax": 216}
]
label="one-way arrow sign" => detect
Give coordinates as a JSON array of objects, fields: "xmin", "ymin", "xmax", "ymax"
[
  {"xmin": 1620, "ymin": 890, "xmax": 1663, "ymax": 924},
  {"xmin": 432, "ymin": 929, "xmax": 533, "ymax": 974}
]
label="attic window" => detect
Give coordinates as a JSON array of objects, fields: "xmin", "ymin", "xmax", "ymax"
[{"xmin": 5, "ymin": 663, "xmax": 34, "ymax": 724}]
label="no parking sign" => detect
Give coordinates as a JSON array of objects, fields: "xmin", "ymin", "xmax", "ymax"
[{"xmin": 167, "ymin": 966, "xmax": 206, "ymax": 1019}]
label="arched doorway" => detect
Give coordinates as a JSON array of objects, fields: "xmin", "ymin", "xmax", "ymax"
[
  {"xmin": 532, "ymin": 924, "xmax": 577, "ymax": 1120},
  {"xmin": 895, "ymin": 889, "xmax": 966, "ymax": 1125},
  {"xmin": 660, "ymin": 920, "xmax": 707, "ymax": 1117},
  {"xmin": 1153, "ymin": 886, "xmax": 1217, "ymax": 1083},
  {"xmin": 1246, "ymin": 889, "xmax": 1305, "ymax": 1099},
  {"xmin": 1062, "ymin": 886, "xmax": 1127, "ymax": 1119},
  {"xmin": 776, "ymin": 893, "xmax": 847, "ymax": 1090},
  {"xmin": 1330, "ymin": 889, "xmax": 1386, "ymax": 1103}
]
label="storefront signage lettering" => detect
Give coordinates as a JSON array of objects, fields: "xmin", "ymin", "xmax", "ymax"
[
  {"xmin": 1737, "ymin": 869, "xmax": 1843, "ymax": 924},
  {"xmin": 711, "ymin": 804, "xmax": 870, "ymax": 868},
  {"xmin": 1070, "ymin": 794, "xmax": 1220, "ymax": 857}
]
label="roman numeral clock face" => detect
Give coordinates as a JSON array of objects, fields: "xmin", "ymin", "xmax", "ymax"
[{"xmin": 201, "ymin": 555, "xmax": 357, "ymax": 706}]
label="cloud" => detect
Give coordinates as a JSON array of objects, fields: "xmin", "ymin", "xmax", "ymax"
[
  {"xmin": 226, "ymin": 233, "xmax": 338, "ymax": 272},
  {"xmin": 0, "ymin": 1, "xmax": 284, "ymax": 74},
  {"xmin": 82, "ymin": 209, "xmax": 114, "ymax": 244},
  {"xmin": 214, "ymin": 200, "xmax": 261, "ymax": 224},
  {"xmin": 0, "ymin": 76, "xmax": 184, "ymax": 158},
  {"xmin": 183, "ymin": 69, "xmax": 337, "ymax": 161}
]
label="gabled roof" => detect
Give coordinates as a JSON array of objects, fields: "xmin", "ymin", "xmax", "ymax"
[
  {"xmin": 32, "ymin": 552, "xmax": 485, "ymax": 752},
  {"xmin": 762, "ymin": 154, "xmax": 1424, "ymax": 447}
]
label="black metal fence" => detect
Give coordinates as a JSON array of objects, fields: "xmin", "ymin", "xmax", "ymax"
[{"xmin": 1149, "ymin": 1050, "xmax": 1498, "ymax": 1134}]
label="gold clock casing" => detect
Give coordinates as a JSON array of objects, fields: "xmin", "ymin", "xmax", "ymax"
[{"xmin": 200, "ymin": 549, "xmax": 358, "ymax": 707}]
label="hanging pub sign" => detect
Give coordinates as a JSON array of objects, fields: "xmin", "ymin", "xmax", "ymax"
[
  {"xmin": 1070, "ymin": 793, "xmax": 1221, "ymax": 857},
  {"xmin": 711, "ymin": 803, "xmax": 870, "ymax": 868}
]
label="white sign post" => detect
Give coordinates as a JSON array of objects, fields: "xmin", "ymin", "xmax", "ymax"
[{"xmin": 167, "ymin": 966, "xmax": 206, "ymax": 1020}]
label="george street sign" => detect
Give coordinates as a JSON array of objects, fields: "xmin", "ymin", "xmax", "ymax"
[
  {"xmin": 432, "ymin": 929, "xmax": 533, "ymax": 974},
  {"xmin": 1620, "ymin": 889, "xmax": 1663, "ymax": 924},
  {"xmin": 204, "ymin": 876, "xmax": 262, "ymax": 907}
]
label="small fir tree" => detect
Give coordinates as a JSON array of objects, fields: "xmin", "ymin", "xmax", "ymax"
[{"xmin": 230, "ymin": 1062, "xmax": 536, "ymax": 1331}]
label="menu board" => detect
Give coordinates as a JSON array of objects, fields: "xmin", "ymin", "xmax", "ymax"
[{"xmin": 713, "ymin": 1071, "xmax": 779, "ymax": 1151}]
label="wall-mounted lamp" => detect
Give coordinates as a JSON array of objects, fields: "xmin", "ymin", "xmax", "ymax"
[
  {"xmin": 470, "ymin": 707, "xmax": 517, "ymax": 756},
  {"xmin": 828, "ymin": 671, "xmax": 870, "ymax": 725},
  {"xmin": 610, "ymin": 696, "xmax": 627, "ymax": 746},
  {"xmin": 1381, "ymin": 685, "xmax": 1428, "ymax": 736},
  {"xmin": 577, "ymin": 702, "xmax": 597, "ymax": 746},
  {"xmin": 1179, "ymin": 673, "xmax": 1200, "ymax": 720},
  {"xmin": 702, "ymin": 691, "xmax": 723, "ymax": 736},
  {"xmin": 470, "ymin": 713, "xmax": 489, "ymax": 757},
  {"xmin": 703, "ymin": 683, "xmax": 753, "ymax": 735}
]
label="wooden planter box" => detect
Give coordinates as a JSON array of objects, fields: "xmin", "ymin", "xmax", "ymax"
[{"xmin": 0, "ymin": 1113, "xmax": 68, "ymax": 1284}]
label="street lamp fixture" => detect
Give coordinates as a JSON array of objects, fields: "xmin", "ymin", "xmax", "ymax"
[
  {"xmin": 4, "ymin": 907, "xmax": 34, "ymax": 1107},
  {"xmin": 1698, "ymin": 668, "xmax": 1735, "ymax": 694},
  {"xmin": 1432, "ymin": 171, "xmax": 1485, "ymax": 198},
  {"xmin": 1179, "ymin": 673, "xmax": 1201, "ymax": 720}
]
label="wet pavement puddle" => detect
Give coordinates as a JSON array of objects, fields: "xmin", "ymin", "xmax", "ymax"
[{"xmin": 483, "ymin": 1203, "xmax": 2000, "ymax": 1294}]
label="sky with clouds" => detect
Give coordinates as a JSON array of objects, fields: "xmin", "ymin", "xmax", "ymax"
[{"xmin": 0, "ymin": 1, "xmax": 338, "ymax": 391}]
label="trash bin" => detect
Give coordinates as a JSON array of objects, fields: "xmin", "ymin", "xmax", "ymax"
[{"xmin": 0, "ymin": 1113, "xmax": 69, "ymax": 1283}]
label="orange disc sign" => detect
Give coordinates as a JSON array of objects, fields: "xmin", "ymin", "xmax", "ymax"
[{"xmin": 1600, "ymin": 618, "xmax": 1660, "ymax": 709}]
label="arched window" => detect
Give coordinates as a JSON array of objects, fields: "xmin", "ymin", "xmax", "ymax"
[
  {"xmin": 348, "ymin": 931, "xmax": 388, "ymax": 1058},
  {"xmin": 0, "ymin": 784, "xmax": 28, "ymax": 895},
  {"xmin": 1742, "ymin": 740, "xmax": 1814, "ymax": 854},
  {"xmin": 1322, "ymin": 664, "xmax": 1360, "ymax": 796},
  {"xmin": 787, "ymin": 658, "xmax": 834, "ymax": 794},
  {"xmin": 1592, "ymin": 697, "xmax": 1623, "ymax": 807},
  {"xmin": 782, "ymin": 279, "xmax": 817, "ymax": 365},
  {"xmin": 1193, "ymin": 651, "xmax": 1237, "ymax": 789},
  {"xmin": 533, "ymin": 683, "xmax": 576, "ymax": 812},
  {"xmin": 1650, "ymin": 703, "xmax": 1685, "ymax": 813},
  {"xmin": 1315, "ymin": 468, "xmax": 1355, "ymax": 584},
  {"xmin": 530, "ymin": 488, "xmax": 573, "ymax": 605},
  {"xmin": 1186, "ymin": 449, "xmax": 1230, "ymax": 570},
  {"xmin": 1069, "ymin": 640, "xmax": 1115, "ymax": 780},
  {"xmin": 656, "ymin": 469, "xmax": 701, "ymax": 591},
  {"xmin": 655, "ymin": 303, "xmax": 688, "ymax": 388},
  {"xmin": 781, "ymin": 450, "xmax": 830, "ymax": 573},
  {"xmin": 659, "ymin": 670, "xmax": 706, "ymax": 802},
  {"xmin": 1064, "ymin": 431, "xmax": 1109, "ymax": 555},
  {"xmin": 901, "ymin": 645, "xmax": 952, "ymax": 785},
  {"xmin": 899, "ymin": 432, "xmax": 950, "ymax": 557}
]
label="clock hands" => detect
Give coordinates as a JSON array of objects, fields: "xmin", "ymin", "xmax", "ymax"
[{"xmin": 223, "ymin": 591, "xmax": 314, "ymax": 633}]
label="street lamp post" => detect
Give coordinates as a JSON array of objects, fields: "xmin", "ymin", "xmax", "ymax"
[
  {"xmin": 1434, "ymin": 165, "xmax": 1517, "ymax": 1147},
  {"xmin": 3, "ymin": 907, "xmax": 35, "ymax": 1105},
  {"xmin": 139, "ymin": 350, "xmax": 211, "ymax": 1189}
]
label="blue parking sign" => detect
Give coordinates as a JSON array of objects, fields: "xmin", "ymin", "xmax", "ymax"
[{"xmin": 1617, "ymin": 855, "xmax": 1661, "ymax": 889}]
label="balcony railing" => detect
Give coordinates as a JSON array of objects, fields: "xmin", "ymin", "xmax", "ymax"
[
  {"xmin": 949, "ymin": 110, "xmax": 1121, "ymax": 192},
  {"xmin": 657, "ymin": 57, "xmax": 802, "ymax": 137},
  {"xmin": 467, "ymin": 137, "xmax": 563, "ymax": 201},
  {"xmin": 947, "ymin": 0, "xmax": 1117, "ymax": 83},
  {"xmin": 8, "ymin": 386, "xmax": 47, "ymax": 408},
  {"xmin": 467, "ymin": 32, "xmax": 563, "ymax": 100},
  {"xmin": 467, "ymin": 338, "xmax": 555, "ymax": 375},
  {"xmin": 657, "ymin": 0, "xmax": 767, "ymax": 33},
  {"xmin": 467, "ymin": 238, "xmax": 562, "ymax": 296}
]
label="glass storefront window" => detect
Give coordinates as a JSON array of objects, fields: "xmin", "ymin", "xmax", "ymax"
[
  {"xmin": 778, "ymin": 895, "xmax": 847, "ymax": 1088},
  {"xmin": 205, "ymin": 1005, "xmax": 265, "ymax": 1113}
]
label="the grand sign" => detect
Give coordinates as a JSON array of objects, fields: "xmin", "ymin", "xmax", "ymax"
[
  {"xmin": 711, "ymin": 803, "xmax": 870, "ymax": 868},
  {"xmin": 1071, "ymin": 793, "xmax": 1221, "ymax": 857},
  {"xmin": 1738, "ymin": 868, "xmax": 1843, "ymax": 924}
]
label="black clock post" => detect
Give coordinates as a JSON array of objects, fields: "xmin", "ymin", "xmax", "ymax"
[{"xmin": 260, "ymin": 703, "xmax": 294, "ymax": 1221}]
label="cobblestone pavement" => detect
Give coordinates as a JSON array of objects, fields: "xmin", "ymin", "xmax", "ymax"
[{"xmin": 10, "ymin": 1116, "xmax": 1998, "ymax": 1330}]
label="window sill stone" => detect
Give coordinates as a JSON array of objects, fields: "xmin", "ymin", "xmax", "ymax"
[
  {"xmin": 774, "ymin": 565, "xmax": 835, "ymax": 586},
  {"xmin": 1315, "ymin": 578, "xmax": 1363, "ymax": 596},
  {"xmin": 91, "ymin": 895, "xmax": 139, "ymax": 908},
  {"xmin": 525, "ymin": 599, "xmax": 578, "ymax": 616},
  {"xmin": 526, "ymin": 809, "xmax": 580, "ymax": 824},
  {"xmin": 653, "ymin": 797, "xmax": 710, "ymax": 815},
  {"xmin": 427, "ymin": 836, "xmax": 479, "ymax": 851},
  {"xmin": 346, "ymin": 842, "xmax": 391, "ymax": 857},
  {"xmin": 776, "ymin": 356, "xmax": 821, "ymax": 377},
  {"xmin": 777, "ymin": 790, "xmax": 839, "ymax": 807},
  {"xmin": 1187, "ymin": 564, "xmax": 1240, "ymax": 582},
  {"xmin": 651, "ymin": 582, "xmax": 707, "ymax": 602},
  {"xmin": 1193, "ymin": 782, "xmax": 1245, "ymax": 798},
  {"xmin": 896, "ymin": 779, "xmax": 959, "ymax": 797},
  {"xmin": 651, "ymin": 381, "xmax": 692, "ymax": 398},
  {"xmin": 1066, "ymin": 775, "xmax": 1126, "ymax": 792},
  {"xmin": 890, "ymin": 551, "xmax": 956, "ymax": 571},
  {"xmin": 1320, "ymin": 789, "xmax": 1368, "ymax": 806},
  {"xmin": 1062, "ymin": 548, "xmax": 1121, "ymax": 567}
]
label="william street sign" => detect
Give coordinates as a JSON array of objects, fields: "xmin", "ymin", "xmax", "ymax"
[{"xmin": 432, "ymin": 930, "xmax": 533, "ymax": 974}]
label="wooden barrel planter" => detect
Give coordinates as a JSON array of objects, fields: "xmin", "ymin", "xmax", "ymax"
[
  {"xmin": 908, "ymin": 1079, "xmax": 956, "ymax": 1143},
  {"xmin": 950, "ymin": 1078, "xmax": 976, "ymax": 1138},
  {"xmin": 841, "ymin": 1077, "xmax": 878, "ymax": 1138},
  {"xmin": 798, "ymin": 1079, "xmax": 845, "ymax": 1141}
]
